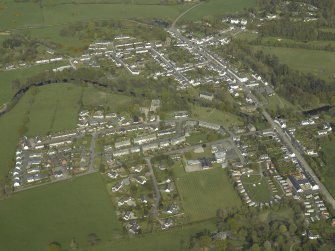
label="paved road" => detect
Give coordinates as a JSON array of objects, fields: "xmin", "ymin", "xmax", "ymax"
[
  {"xmin": 88, "ymin": 132, "xmax": 98, "ymax": 172},
  {"xmin": 145, "ymin": 158, "xmax": 161, "ymax": 218}
]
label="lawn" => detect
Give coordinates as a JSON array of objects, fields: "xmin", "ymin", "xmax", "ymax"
[
  {"xmin": 174, "ymin": 167, "xmax": 241, "ymax": 222},
  {"xmin": 0, "ymin": 173, "xmax": 122, "ymax": 251},
  {"xmin": 252, "ymin": 45, "xmax": 335, "ymax": 83},
  {"xmin": 191, "ymin": 105, "xmax": 243, "ymax": 127},
  {"xmin": 241, "ymin": 174, "xmax": 272, "ymax": 203},
  {"xmin": 320, "ymin": 139, "xmax": 335, "ymax": 198}
]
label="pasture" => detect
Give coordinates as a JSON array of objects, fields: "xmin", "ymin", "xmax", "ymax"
[
  {"xmin": 0, "ymin": 173, "xmax": 122, "ymax": 251},
  {"xmin": 252, "ymin": 45, "xmax": 335, "ymax": 83},
  {"xmin": 174, "ymin": 166, "xmax": 241, "ymax": 222},
  {"xmin": 241, "ymin": 174, "xmax": 272, "ymax": 203}
]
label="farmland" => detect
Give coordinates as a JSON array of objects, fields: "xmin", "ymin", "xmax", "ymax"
[
  {"xmin": 174, "ymin": 166, "xmax": 241, "ymax": 222},
  {"xmin": 0, "ymin": 173, "xmax": 122, "ymax": 251},
  {"xmin": 252, "ymin": 45, "xmax": 335, "ymax": 83},
  {"xmin": 320, "ymin": 139, "xmax": 335, "ymax": 198}
]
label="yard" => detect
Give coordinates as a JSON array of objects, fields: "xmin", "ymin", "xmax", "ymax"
[
  {"xmin": 0, "ymin": 173, "xmax": 122, "ymax": 251},
  {"xmin": 241, "ymin": 174, "xmax": 272, "ymax": 203},
  {"xmin": 174, "ymin": 166, "xmax": 241, "ymax": 222}
]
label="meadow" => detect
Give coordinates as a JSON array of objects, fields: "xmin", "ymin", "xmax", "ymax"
[
  {"xmin": 174, "ymin": 166, "xmax": 241, "ymax": 222},
  {"xmin": 0, "ymin": 173, "xmax": 122, "ymax": 251},
  {"xmin": 252, "ymin": 45, "xmax": 335, "ymax": 83}
]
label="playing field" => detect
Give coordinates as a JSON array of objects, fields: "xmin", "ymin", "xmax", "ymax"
[
  {"xmin": 0, "ymin": 173, "xmax": 122, "ymax": 251},
  {"xmin": 252, "ymin": 45, "xmax": 335, "ymax": 83},
  {"xmin": 241, "ymin": 174, "xmax": 272, "ymax": 203},
  {"xmin": 175, "ymin": 167, "xmax": 241, "ymax": 222}
]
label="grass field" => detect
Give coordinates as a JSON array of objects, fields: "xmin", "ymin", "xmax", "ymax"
[
  {"xmin": 252, "ymin": 45, "xmax": 335, "ymax": 83},
  {"xmin": 0, "ymin": 173, "xmax": 122, "ymax": 251},
  {"xmin": 191, "ymin": 105, "xmax": 243, "ymax": 127},
  {"xmin": 0, "ymin": 83, "xmax": 131, "ymax": 178},
  {"xmin": 181, "ymin": 0, "xmax": 257, "ymax": 20},
  {"xmin": 0, "ymin": 63, "xmax": 65, "ymax": 106},
  {"xmin": 174, "ymin": 166, "xmax": 241, "ymax": 222},
  {"xmin": 241, "ymin": 174, "xmax": 271, "ymax": 203}
]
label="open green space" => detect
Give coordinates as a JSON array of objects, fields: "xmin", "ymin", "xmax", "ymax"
[
  {"xmin": 174, "ymin": 167, "xmax": 241, "ymax": 222},
  {"xmin": 241, "ymin": 174, "xmax": 272, "ymax": 203},
  {"xmin": 320, "ymin": 139, "xmax": 335, "ymax": 198},
  {"xmin": 191, "ymin": 105, "xmax": 243, "ymax": 127},
  {"xmin": 181, "ymin": 0, "xmax": 257, "ymax": 21},
  {"xmin": 0, "ymin": 173, "xmax": 122, "ymax": 251},
  {"xmin": 0, "ymin": 63, "xmax": 65, "ymax": 106},
  {"xmin": 252, "ymin": 45, "xmax": 335, "ymax": 83}
]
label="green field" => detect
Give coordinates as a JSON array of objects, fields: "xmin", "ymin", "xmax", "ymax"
[
  {"xmin": 0, "ymin": 83, "xmax": 131, "ymax": 178},
  {"xmin": 174, "ymin": 167, "xmax": 241, "ymax": 222},
  {"xmin": 181, "ymin": 0, "xmax": 257, "ymax": 20},
  {"xmin": 252, "ymin": 46, "xmax": 335, "ymax": 83},
  {"xmin": 191, "ymin": 105, "xmax": 243, "ymax": 127},
  {"xmin": 241, "ymin": 174, "xmax": 271, "ymax": 203},
  {"xmin": 0, "ymin": 173, "xmax": 122, "ymax": 251}
]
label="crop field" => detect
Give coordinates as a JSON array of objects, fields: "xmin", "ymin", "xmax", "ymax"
[
  {"xmin": 0, "ymin": 83, "xmax": 132, "ymax": 178},
  {"xmin": 191, "ymin": 105, "xmax": 243, "ymax": 127},
  {"xmin": 252, "ymin": 45, "xmax": 335, "ymax": 83},
  {"xmin": 0, "ymin": 173, "xmax": 122, "ymax": 251},
  {"xmin": 175, "ymin": 166, "xmax": 241, "ymax": 222},
  {"xmin": 241, "ymin": 174, "xmax": 272, "ymax": 202}
]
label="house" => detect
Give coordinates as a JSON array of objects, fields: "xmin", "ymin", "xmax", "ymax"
[
  {"xmin": 187, "ymin": 159, "xmax": 201, "ymax": 166},
  {"xmin": 164, "ymin": 182, "xmax": 174, "ymax": 193},
  {"xmin": 123, "ymin": 211, "xmax": 135, "ymax": 221},
  {"xmin": 54, "ymin": 170, "xmax": 63, "ymax": 178},
  {"xmin": 199, "ymin": 92, "xmax": 214, "ymax": 101},
  {"xmin": 166, "ymin": 204, "xmax": 179, "ymax": 214},
  {"xmin": 107, "ymin": 171, "xmax": 119, "ymax": 179},
  {"xmin": 199, "ymin": 158, "xmax": 213, "ymax": 169},
  {"xmin": 198, "ymin": 121, "xmax": 220, "ymax": 131},
  {"xmin": 126, "ymin": 220, "xmax": 140, "ymax": 234},
  {"xmin": 134, "ymin": 134, "xmax": 157, "ymax": 145},
  {"xmin": 112, "ymin": 181, "xmax": 124, "ymax": 192},
  {"xmin": 215, "ymin": 150, "xmax": 226, "ymax": 163},
  {"xmin": 130, "ymin": 146, "xmax": 141, "ymax": 153},
  {"xmin": 142, "ymin": 143, "xmax": 159, "ymax": 152},
  {"xmin": 174, "ymin": 111, "xmax": 188, "ymax": 119},
  {"xmin": 134, "ymin": 176, "xmax": 147, "ymax": 185},
  {"xmin": 161, "ymin": 218, "xmax": 173, "ymax": 230},
  {"xmin": 159, "ymin": 139, "xmax": 170, "ymax": 148},
  {"xmin": 170, "ymin": 135, "xmax": 186, "ymax": 145},
  {"xmin": 113, "ymin": 148, "xmax": 130, "ymax": 157},
  {"xmin": 131, "ymin": 165, "xmax": 143, "ymax": 173},
  {"xmin": 140, "ymin": 194, "xmax": 148, "ymax": 204},
  {"xmin": 287, "ymin": 176, "xmax": 303, "ymax": 193},
  {"xmin": 115, "ymin": 139, "xmax": 131, "ymax": 149}
]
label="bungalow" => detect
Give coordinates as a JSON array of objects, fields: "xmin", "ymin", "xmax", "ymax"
[
  {"xmin": 174, "ymin": 111, "xmax": 189, "ymax": 119},
  {"xmin": 134, "ymin": 176, "xmax": 147, "ymax": 185},
  {"xmin": 140, "ymin": 194, "xmax": 148, "ymax": 204},
  {"xmin": 112, "ymin": 181, "xmax": 124, "ymax": 192},
  {"xmin": 159, "ymin": 139, "xmax": 170, "ymax": 148},
  {"xmin": 166, "ymin": 204, "xmax": 179, "ymax": 214},
  {"xmin": 161, "ymin": 218, "xmax": 173, "ymax": 230},
  {"xmin": 130, "ymin": 146, "xmax": 141, "ymax": 153},
  {"xmin": 164, "ymin": 183, "xmax": 174, "ymax": 193},
  {"xmin": 54, "ymin": 170, "xmax": 63, "ymax": 178}
]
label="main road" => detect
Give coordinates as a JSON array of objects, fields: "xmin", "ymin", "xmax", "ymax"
[
  {"xmin": 145, "ymin": 158, "xmax": 161, "ymax": 218},
  {"xmin": 168, "ymin": 28, "xmax": 335, "ymax": 210}
]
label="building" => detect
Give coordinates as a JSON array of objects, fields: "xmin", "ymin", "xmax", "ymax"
[
  {"xmin": 170, "ymin": 135, "xmax": 186, "ymax": 145},
  {"xmin": 115, "ymin": 139, "xmax": 131, "ymax": 149},
  {"xmin": 287, "ymin": 176, "xmax": 303, "ymax": 193},
  {"xmin": 199, "ymin": 121, "xmax": 220, "ymax": 131},
  {"xmin": 134, "ymin": 134, "xmax": 157, "ymax": 145},
  {"xmin": 199, "ymin": 92, "xmax": 214, "ymax": 101}
]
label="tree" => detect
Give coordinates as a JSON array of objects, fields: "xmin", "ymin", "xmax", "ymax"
[{"xmin": 250, "ymin": 243, "xmax": 261, "ymax": 251}]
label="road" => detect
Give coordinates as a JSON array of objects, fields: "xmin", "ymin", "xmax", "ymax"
[
  {"xmin": 168, "ymin": 28, "xmax": 335, "ymax": 210},
  {"xmin": 145, "ymin": 158, "xmax": 161, "ymax": 218},
  {"xmin": 88, "ymin": 132, "xmax": 98, "ymax": 172}
]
